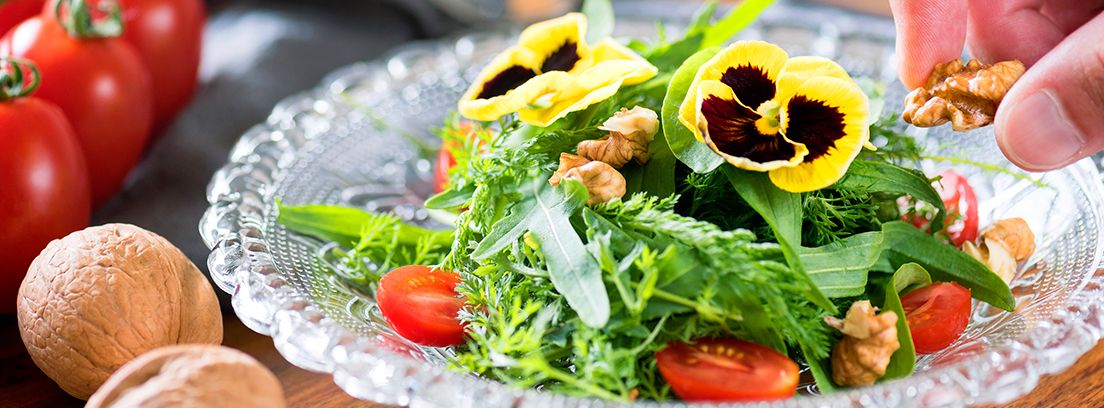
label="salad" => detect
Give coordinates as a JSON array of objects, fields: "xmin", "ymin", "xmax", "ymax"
[{"xmin": 276, "ymin": 0, "xmax": 1034, "ymax": 403}]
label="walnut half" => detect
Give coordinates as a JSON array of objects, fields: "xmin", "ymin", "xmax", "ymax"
[
  {"xmin": 902, "ymin": 58, "xmax": 1025, "ymax": 131},
  {"xmin": 826, "ymin": 301, "xmax": 900, "ymax": 387},
  {"xmin": 549, "ymin": 153, "xmax": 627, "ymax": 205}
]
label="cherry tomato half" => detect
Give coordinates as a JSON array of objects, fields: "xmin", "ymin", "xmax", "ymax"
[
  {"xmin": 936, "ymin": 171, "xmax": 979, "ymax": 246},
  {"xmin": 0, "ymin": 0, "xmax": 43, "ymax": 37},
  {"xmin": 1, "ymin": 11, "xmax": 154, "ymax": 206},
  {"xmin": 376, "ymin": 265, "xmax": 466, "ymax": 347},
  {"xmin": 0, "ymin": 59, "xmax": 91, "ymax": 313},
  {"xmin": 901, "ymin": 282, "xmax": 972, "ymax": 354},
  {"xmin": 655, "ymin": 338, "xmax": 799, "ymax": 402},
  {"xmin": 433, "ymin": 140, "xmax": 458, "ymax": 193},
  {"xmin": 117, "ymin": 0, "xmax": 205, "ymax": 130}
]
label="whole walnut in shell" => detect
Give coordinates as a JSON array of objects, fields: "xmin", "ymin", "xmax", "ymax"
[
  {"xmin": 86, "ymin": 345, "xmax": 285, "ymax": 408},
  {"xmin": 17, "ymin": 224, "xmax": 223, "ymax": 399}
]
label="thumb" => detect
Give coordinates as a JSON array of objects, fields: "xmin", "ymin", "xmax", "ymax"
[{"xmin": 995, "ymin": 13, "xmax": 1104, "ymax": 172}]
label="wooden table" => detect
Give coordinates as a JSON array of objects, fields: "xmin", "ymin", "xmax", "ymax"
[{"xmin": 1, "ymin": 313, "xmax": 1099, "ymax": 407}]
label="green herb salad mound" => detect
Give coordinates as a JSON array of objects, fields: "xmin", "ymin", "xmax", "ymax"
[{"xmin": 277, "ymin": 0, "xmax": 1014, "ymax": 402}]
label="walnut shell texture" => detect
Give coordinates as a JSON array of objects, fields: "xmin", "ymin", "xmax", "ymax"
[
  {"xmin": 17, "ymin": 224, "xmax": 223, "ymax": 399},
  {"xmin": 86, "ymin": 345, "xmax": 285, "ymax": 408}
]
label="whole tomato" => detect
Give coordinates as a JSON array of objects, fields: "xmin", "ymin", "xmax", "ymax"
[
  {"xmin": 116, "ymin": 0, "xmax": 204, "ymax": 130},
  {"xmin": 1, "ymin": 0, "xmax": 153, "ymax": 206},
  {"xmin": 0, "ymin": 58, "xmax": 91, "ymax": 314},
  {"xmin": 0, "ymin": 0, "xmax": 43, "ymax": 36}
]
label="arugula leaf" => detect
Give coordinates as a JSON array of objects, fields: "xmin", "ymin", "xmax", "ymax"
[
  {"xmin": 869, "ymin": 263, "xmax": 930, "ymax": 381},
  {"xmin": 661, "ymin": 47, "xmax": 725, "ymax": 173},
  {"xmin": 638, "ymin": 118, "xmax": 678, "ymax": 197},
  {"xmin": 530, "ymin": 181, "xmax": 610, "ymax": 328},
  {"xmin": 838, "ymin": 160, "xmax": 945, "ymax": 232},
  {"xmin": 701, "ymin": 0, "xmax": 776, "ymax": 48},
  {"xmin": 424, "ymin": 185, "xmax": 475, "ymax": 209},
  {"xmin": 471, "ymin": 180, "xmax": 611, "ymax": 328},
  {"xmin": 276, "ymin": 203, "xmax": 450, "ymax": 248},
  {"xmin": 582, "ymin": 0, "xmax": 614, "ymax": 44},
  {"xmin": 802, "ymin": 343, "xmax": 836, "ymax": 393},
  {"xmin": 800, "ymin": 231, "xmax": 882, "ymax": 298},
  {"xmin": 642, "ymin": 2, "xmax": 713, "ymax": 71},
  {"xmin": 723, "ymin": 167, "xmax": 835, "ymax": 312},
  {"xmin": 881, "ymin": 221, "xmax": 1015, "ymax": 311}
]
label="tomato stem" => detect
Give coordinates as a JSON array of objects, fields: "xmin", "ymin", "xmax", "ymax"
[
  {"xmin": 0, "ymin": 58, "xmax": 41, "ymax": 101},
  {"xmin": 53, "ymin": 0, "xmax": 123, "ymax": 39}
]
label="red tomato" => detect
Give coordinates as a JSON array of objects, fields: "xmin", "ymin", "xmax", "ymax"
[
  {"xmin": 1, "ymin": 10, "xmax": 153, "ymax": 206},
  {"xmin": 376, "ymin": 265, "xmax": 467, "ymax": 347},
  {"xmin": 902, "ymin": 282, "xmax": 972, "ymax": 354},
  {"xmin": 936, "ymin": 171, "xmax": 979, "ymax": 246},
  {"xmin": 116, "ymin": 0, "xmax": 204, "ymax": 130},
  {"xmin": 655, "ymin": 338, "xmax": 799, "ymax": 402},
  {"xmin": 903, "ymin": 170, "xmax": 979, "ymax": 247},
  {"xmin": 0, "ymin": 0, "xmax": 43, "ymax": 36},
  {"xmin": 434, "ymin": 140, "xmax": 457, "ymax": 193},
  {"xmin": 0, "ymin": 59, "xmax": 91, "ymax": 314}
]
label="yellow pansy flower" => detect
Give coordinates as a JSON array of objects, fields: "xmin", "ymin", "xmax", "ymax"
[
  {"xmin": 678, "ymin": 41, "xmax": 870, "ymax": 192},
  {"xmin": 459, "ymin": 13, "xmax": 657, "ymax": 127}
]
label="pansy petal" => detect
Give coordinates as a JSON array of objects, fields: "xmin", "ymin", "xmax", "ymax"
[
  {"xmin": 775, "ymin": 56, "xmax": 852, "ymax": 104},
  {"xmin": 517, "ymin": 58, "xmax": 657, "ymax": 127},
  {"xmin": 696, "ymin": 41, "xmax": 789, "ymax": 109},
  {"xmin": 459, "ymin": 70, "xmax": 573, "ymax": 122},
  {"xmin": 518, "ymin": 12, "xmax": 591, "ymax": 74},
  {"xmin": 769, "ymin": 76, "xmax": 869, "ymax": 192},
  {"xmin": 590, "ymin": 39, "xmax": 657, "ymax": 85},
  {"xmin": 696, "ymin": 80, "xmax": 807, "ymax": 171}
]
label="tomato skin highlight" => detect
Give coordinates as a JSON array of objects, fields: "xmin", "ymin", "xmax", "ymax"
[
  {"xmin": 655, "ymin": 338, "xmax": 798, "ymax": 402},
  {"xmin": 901, "ymin": 282, "xmax": 972, "ymax": 354},
  {"xmin": 1, "ymin": 15, "xmax": 154, "ymax": 206},
  {"xmin": 0, "ymin": 0, "xmax": 43, "ymax": 37},
  {"xmin": 936, "ymin": 171, "xmax": 978, "ymax": 247},
  {"xmin": 376, "ymin": 265, "xmax": 467, "ymax": 347},
  {"xmin": 0, "ymin": 96, "xmax": 91, "ymax": 314},
  {"xmin": 116, "ymin": 0, "xmax": 205, "ymax": 130}
]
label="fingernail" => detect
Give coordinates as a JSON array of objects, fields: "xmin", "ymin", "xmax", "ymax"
[{"xmin": 999, "ymin": 90, "xmax": 1084, "ymax": 170}]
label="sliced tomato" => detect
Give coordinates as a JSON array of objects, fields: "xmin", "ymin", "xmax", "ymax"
[
  {"xmin": 376, "ymin": 265, "xmax": 466, "ymax": 347},
  {"xmin": 901, "ymin": 282, "xmax": 972, "ymax": 354},
  {"xmin": 936, "ymin": 171, "xmax": 979, "ymax": 246},
  {"xmin": 903, "ymin": 170, "xmax": 979, "ymax": 247},
  {"xmin": 655, "ymin": 338, "xmax": 798, "ymax": 402}
]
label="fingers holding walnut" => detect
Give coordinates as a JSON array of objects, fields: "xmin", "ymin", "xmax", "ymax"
[{"xmin": 902, "ymin": 58, "xmax": 1025, "ymax": 131}]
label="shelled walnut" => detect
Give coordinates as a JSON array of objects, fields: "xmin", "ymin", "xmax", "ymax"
[
  {"xmin": 964, "ymin": 218, "xmax": 1035, "ymax": 283},
  {"xmin": 549, "ymin": 153, "xmax": 626, "ymax": 205},
  {"xmin": 826, "ymin": 301, "xmax": 900, "ymax": 387},
  {"xmin": 902, "ymin": 58, "xmax": 1025, "ymax": 131}
]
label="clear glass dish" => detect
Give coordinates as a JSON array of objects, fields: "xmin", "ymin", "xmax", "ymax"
[{"xmin": 201, "ymin": 3, "xmax": 1104, "ymax": 407}]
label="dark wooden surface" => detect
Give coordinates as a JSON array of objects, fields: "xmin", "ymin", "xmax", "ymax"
[{"xmin": 0, "ymin": 312, "xmax": 1099, "ymax": 407}]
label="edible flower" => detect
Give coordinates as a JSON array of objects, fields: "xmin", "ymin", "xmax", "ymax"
[
  {"xmin": 678, "ymin": 41, "xmax": 870, "ymax": 192},
  {"xmin": 458, "ymin": 13, "xmax": 657, "ymax": 127}
]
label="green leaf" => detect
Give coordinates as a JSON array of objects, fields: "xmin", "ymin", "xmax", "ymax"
[
  {"xmin": 638, "ymin": 121, "xmax": 677, "ymax": 197},
  {"xmin": 837, "ymin": 160, "xmax": 945, "ymax": 232},
  {"xmin": 276, "ymin": 203, "xmax": 450, "ymax": 248},
  {"xmin": 471, "ymin": 181, "xmax": 611, "ymax": 328},
  {"xmin": 687, "ymin": 1, "xmax": 718, "ymax": 32},
  {"xmin": 701, "ymin": 0, "xmax": 776, "ymax": 48},
  {"xmin": 424, "ymin": 185, "xmax": 475, "ymax": 209},
  {"xmin": 881, "ymin": 221, "xmax": 1014, "ymax": 311},
  {"xmin": 582, "ymin": 0, "xmax": 614, "ymax": 44},
  {"xmin": 800, "ymin": 231, "xmax": 883, "ymax": 298},
  {"xmin": 801, "ymin": 343, "xmax": 836, "ymax": 393},
  {"xmin": 527, "ymin": 181, "xmax": 611, "ymax": 328},
  {"xmin": 723, "ymin": 167, "xmax": 834, "ymax": 312},
  {"xmin": 870, "ymin": 263, "xmax": 930, "ymax": 381},
  {"xmin": 661, "ymin": 47, "xmax": 725, "ymax": 173}
]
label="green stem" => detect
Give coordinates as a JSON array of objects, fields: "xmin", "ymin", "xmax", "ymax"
[
  {"xmin": 648, "ymin": 287, "xmax": 742, "ymax": 323},
  {"xmin": 0, "ymin": 58, "xmax": 40, "ymax": 101},
  {"xmin": 54, "ymin": 0, "xmax": 124, "ymax": 39}
]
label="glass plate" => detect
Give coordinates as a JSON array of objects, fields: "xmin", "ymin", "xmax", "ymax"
[{"xmin": 201, "ymin": 3, "xmax": 1104, "ymax": 407}]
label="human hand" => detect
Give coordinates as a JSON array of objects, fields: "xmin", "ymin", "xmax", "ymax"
[{"xmin": 889, "ymin": 0, "xmax": 1104, "ymax": 171}]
